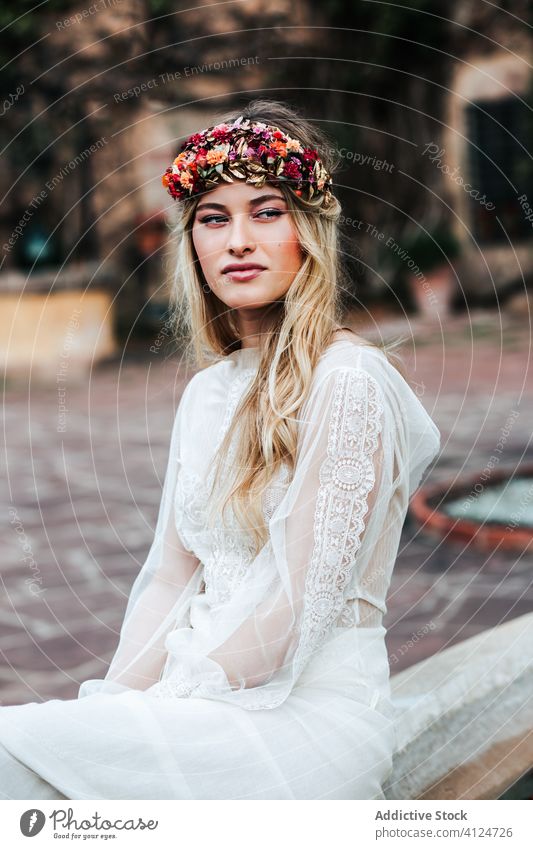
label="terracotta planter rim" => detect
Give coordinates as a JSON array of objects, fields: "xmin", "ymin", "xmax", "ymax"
[{"xmin": 410, "ymin": 464, "xmax": 533, "ymax": 551}]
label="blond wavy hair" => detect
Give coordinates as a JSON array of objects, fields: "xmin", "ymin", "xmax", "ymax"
[{"xmin": 167, "ymin": 98, "xmax": 405, "ymax": 558}]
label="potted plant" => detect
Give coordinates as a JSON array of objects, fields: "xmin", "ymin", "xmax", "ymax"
[{"xmin": 402, "ymin": 224, "xmax": 461, "ymax": 318}]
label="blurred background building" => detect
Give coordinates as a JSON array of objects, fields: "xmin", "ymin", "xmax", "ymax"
[{"xmin": 1, "ymin": 0, "xmax": 531, "ymax": 377}]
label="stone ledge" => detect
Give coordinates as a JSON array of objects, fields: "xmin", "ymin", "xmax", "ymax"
[
  {"xmin": 418, "ymin": 726, "xmax": 533, "ymax": 800},
  {"xmin": 1, "ymin": 288, "xmax": 117, "ymax": 382},
  {"xmin": 0, "ymin": 261, "xmax": 119, "ymax": 294},
  {"xmin": 385, "ymin": 612, "xmax": 533, "ymax": 799}
]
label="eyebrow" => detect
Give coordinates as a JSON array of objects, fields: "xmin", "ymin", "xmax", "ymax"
[{"xmin": 195, "ymin": 193, "xmax": 286, "ymax": 213}]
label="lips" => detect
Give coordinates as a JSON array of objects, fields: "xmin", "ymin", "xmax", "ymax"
[
  {"xmin": 222, "ymin": 263, "xmax": 266, "ymax": 274},
  {"xmin": 222, "ymin": 263, "xmax": 267, "ymax": 282}
]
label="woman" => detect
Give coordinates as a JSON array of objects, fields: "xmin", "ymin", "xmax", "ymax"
[{"xmin": 0, "ymin": 100, "xmax": 440, "ymax": 800}]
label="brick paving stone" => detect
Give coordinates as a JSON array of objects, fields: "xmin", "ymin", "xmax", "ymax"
[{"xmin": 1, "ymin": 311, "xmax": 532, "ymax": 703}]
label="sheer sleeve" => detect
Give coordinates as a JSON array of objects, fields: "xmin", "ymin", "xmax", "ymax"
[
  {"xmin": 78, "ymin": 381, "xmax": 205, "ymax": 698},
  {"xmin": 153, "ymin": 365, "xmax": 398, "ymax": 710}
]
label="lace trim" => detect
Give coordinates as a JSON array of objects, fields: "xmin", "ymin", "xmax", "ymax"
[
  {"xmin": 293, "ymin": 369, "xmax": 383, "ymax": 677},
  {"xmin": 149, "ymin": 677, "xmax": 202, "ymax": 700}
]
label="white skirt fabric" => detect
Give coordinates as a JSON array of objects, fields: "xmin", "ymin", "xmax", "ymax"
[{"xmin": 0, "ymin": 627, "xmax": 395, "ymax": 800}]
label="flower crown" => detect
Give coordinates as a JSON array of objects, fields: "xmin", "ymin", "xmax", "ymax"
[{"xmin": 162, "ymin": 115, "xmax": 333, "ymax": 206}]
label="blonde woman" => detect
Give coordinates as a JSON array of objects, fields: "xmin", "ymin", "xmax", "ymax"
[{"xmin": 0, "ymin": 100, "xmax": 439, "ymax": 800}]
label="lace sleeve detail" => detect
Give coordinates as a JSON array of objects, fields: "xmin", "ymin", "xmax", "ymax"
[{"xmin": 292, "ymin": 369, "xmax": 383, "ymax": 678}]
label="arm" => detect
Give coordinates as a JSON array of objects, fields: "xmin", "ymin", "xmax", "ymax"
[
  {"xmin": 79, "ymin": 382, "xmax": 204, "ymax": 696},
  {"xmin": 104, "ymin": 512, "xmax": 203, "ymax": 691},
  {"xmin": 163, "ymin": 366, "xmax": 391, "ymax": 709}
]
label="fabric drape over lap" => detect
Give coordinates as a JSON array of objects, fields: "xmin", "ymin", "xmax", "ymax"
[{"xmin": 79, "ymin": 342, "xmax": 440, "ymax": 712}]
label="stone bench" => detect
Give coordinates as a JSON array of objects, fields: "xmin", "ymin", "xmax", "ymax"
[{"xmin": 384, "ymin": 612, "xmax": 533, "ymax": 799}]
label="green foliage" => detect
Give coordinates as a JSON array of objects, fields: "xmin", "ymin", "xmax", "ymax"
[
  {"xmin": 402, "ymin": 225, "xmax": 461, "ymax": 274},
  {"xmin": 0, "ymin": 1, "xmax": 75, "ymax": 87},
  {"xmin": 0, "ymin": 1, "xmax": 74, "ymax": 37},
  {"xmin": 144, "ymin": 0, "xmax": 175, "ymax": 13}
]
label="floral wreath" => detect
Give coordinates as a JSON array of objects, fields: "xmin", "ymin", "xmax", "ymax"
[{"xmin": 162, "ymin": 115, "xmax": 334, "ymax": 206}]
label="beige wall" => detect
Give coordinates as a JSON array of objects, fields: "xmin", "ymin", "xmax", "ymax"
[
  {"xmin": 443, "ymin": 48, "xmax": 533, "ymax": 295},
  {"xmin": 1, "ymin": 289, "xmax": 117, "ymax": 383}
]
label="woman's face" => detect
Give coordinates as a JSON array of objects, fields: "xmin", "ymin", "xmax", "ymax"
[{"xmin": 191, "ymin": 181, "xmax": 303, "ymax": 318}]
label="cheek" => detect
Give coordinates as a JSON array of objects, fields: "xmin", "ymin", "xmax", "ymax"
[
  {"xmin": 192, "ymin": 227, "xmax": 215, "ymax": 268},
  {"xmin": 275, "ymin": 223, "xmax": 302, "ymax": 268},
  {"xmin": 192, "ymin": 225, "xmax": 204, "ymax": 253}
]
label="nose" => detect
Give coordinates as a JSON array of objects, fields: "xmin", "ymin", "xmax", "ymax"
[{"xmin": 226, "ymin": 210, "xmax": 256, "ymax": 255}]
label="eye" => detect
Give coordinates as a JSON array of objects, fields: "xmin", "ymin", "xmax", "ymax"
[
  {"xmin": 255, "ymin": 208, "xmax": 284, "ymax": 219},
  {"xmin": 197, "ymin": 214, "xmax": 227, "ymax": 224},
  {"xmin": 197, "ymin": 208, "xmax": 284, "ymax": 225}
]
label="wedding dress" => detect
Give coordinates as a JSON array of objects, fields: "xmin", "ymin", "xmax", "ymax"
[{"xmin": 0, "ymin": 337, "xmax": 440, "ymax": 800}]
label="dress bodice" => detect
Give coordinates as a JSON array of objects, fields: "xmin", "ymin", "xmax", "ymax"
[
  {"xmin": 174, "ymin": 345, "xmax": 290, "ymax": 607},
  {"xmin": 172, "ymin": 339, "xmax": 439, "ymax": 623}
]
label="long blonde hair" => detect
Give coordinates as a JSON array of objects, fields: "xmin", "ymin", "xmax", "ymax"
[{"xmin": 167, "ymin": 98, "xmax": 404, "ymax": 558}]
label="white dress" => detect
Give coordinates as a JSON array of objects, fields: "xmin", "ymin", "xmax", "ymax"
[{"xmin": 0, "ymin": 339, "xmax": 440, "ymax": 800}]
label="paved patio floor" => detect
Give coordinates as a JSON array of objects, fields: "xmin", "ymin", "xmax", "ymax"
[{"xmin": 1, "ymin": 309, "xmax": 532, "ymax": 704}]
